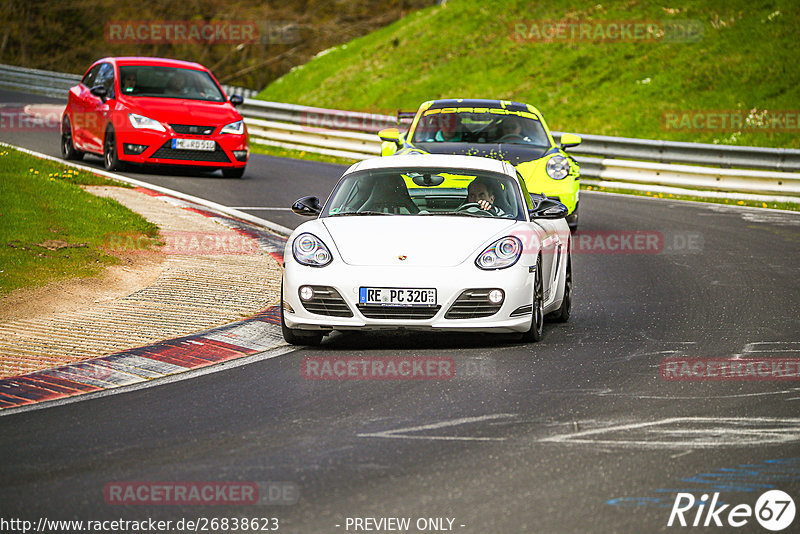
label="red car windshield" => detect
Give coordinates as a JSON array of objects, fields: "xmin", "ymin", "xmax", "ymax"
[{"xmin": 118, "ymin": 66, "xmax": 226, "ymax": 102}]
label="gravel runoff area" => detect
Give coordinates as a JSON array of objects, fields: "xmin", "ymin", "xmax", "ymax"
[{"xmin": 0, "ymin": 185, "xmax": 283, "ymax": 379}]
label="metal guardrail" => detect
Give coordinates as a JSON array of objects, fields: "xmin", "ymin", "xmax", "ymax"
[
  {"xmin": 2, "ymin": 62, "xmax": 799, "ymax": 200},
  {"xmin": 0, "ymin": 63, "xmax": 255, "ymax": 100},
  {"xmin": 0, "ymin": 64, "xmax": 81, "ymax": 98},
  {"xmin": 551, "ymin": 132, "xmax": 800, "ymax": 172}
]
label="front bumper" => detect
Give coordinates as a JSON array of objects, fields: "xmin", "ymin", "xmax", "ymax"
[
  {"xmin": 116, "ymin": 128, "xmax": 248, "ymax": 169},
  {"xmin": 283, "ymin": 260, "xmax": 536, "ymax": 333}
]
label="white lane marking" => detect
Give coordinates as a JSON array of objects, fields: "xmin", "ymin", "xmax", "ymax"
[
  {"xmin": 357, "ymin": 413, "xmax": 516, "ymax": 441},
  {"xmin": 741, "ymin": 212, "xmax": 800, "ymax": 226},
  {"xmin": 538, "ymin": 387, "xmax": 800, "ymax": 400},
  {"xmin": 0, "ymin": 345, "xmax": 294, "ymax": 417},
  {"xmin": 540, "ymin": 417, "xmax": 800, "ymax": 449},
  {"xmin": 734, "ymin": 342, "xmax": 800, "ymax": 359},
  {"xmin": 231, "ymin": 207, "xmax": 292, "ymax": 211}
]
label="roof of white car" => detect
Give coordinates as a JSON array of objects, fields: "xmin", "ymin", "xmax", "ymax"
[{"xmin": 347, "ymin": 154, "xmax": 514, "ymax": 176}]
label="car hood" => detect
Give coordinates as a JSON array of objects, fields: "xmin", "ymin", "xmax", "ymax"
[
  {"xmin": 122, "ymin": 97, "xmax": 241, "ymax": 126},
  {"xmin": 412, "ymin": 142, "xmax": 549, "ymax": 166},
  {"xmin": 321, "ymin": 216, "xmax": 517, "ymax": 267}
]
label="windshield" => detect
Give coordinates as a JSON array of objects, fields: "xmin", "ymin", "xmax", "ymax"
[
  {"xmin": 322, "ymin": 168, "xmax": 526, "ymax": 220},
  {"xmin": 118, "ymin": 66, "xmax": 226, "ymax": 102},
  {"xmin": 411, "ymin": 109, "xmax": 550, "ymax": 146}
]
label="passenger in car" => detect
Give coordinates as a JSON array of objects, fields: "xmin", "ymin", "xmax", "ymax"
[{"xmin": 122, "ymin": 72, "xmax": 137, "ymax": 94}]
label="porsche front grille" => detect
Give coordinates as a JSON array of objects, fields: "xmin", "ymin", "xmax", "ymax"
[
  {"xmin": 357, "ymin": 305, "xmax": 441, "ymax": 320},
  {"xmin": 444, "ymin": 289, "xmax": 503, "ymax": 319},
  {"xmin": 300, "ymin": 286, "xmax": 353, "ymax": 317}
]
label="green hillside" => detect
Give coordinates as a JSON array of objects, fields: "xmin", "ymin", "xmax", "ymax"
[{"xmin": 257, "ymin": 0, "xmax": 800, "ymax": 148}]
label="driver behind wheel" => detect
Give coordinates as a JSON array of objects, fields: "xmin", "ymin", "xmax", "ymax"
[{"xmin": 464, "ymin": 177, "xmax": 504, "ymax": 215}]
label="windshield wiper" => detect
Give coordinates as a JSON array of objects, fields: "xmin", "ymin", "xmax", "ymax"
[
  {"xmin": 434, "ymin": 211, "xmax": 486, "ymax": 218},
  {"xmin": 327, "ymin": 211, "xmax": 394, "ymax": 217}
]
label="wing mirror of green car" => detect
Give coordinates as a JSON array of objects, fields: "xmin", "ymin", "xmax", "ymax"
[
  {"xmin": 378, "ymin": 127, "xmax": 401, "ymax": 145},
  {"xmin": 560, "ymin": 133, "xmax": 582, "ymax": 150}
]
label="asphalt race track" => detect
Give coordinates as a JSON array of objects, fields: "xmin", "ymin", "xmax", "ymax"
[{"xmin": 2, "ymin": 89, "xmax": 800, "ymax": 532}]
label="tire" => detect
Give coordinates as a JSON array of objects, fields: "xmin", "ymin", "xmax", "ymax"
[
  {"xmin": 281, "ymin": 286, "xmax": 324, "ymax": 346},
  {"xmin": 222, "ymin": 167, "xmax": 245, "ymax": 178},
  {"xmin": 566, "ymin": 202, "xmax": 579, "ymax": 233},
  {"xmin": 521, "ymin": 255, "xmax": 544, "ymax": 342},
  {"xmin": 548, "ymin": 255, "xmax": 571, "ymax": 323},
  {"xmin": 103, "ymin": 127, "xmax": 125, "ymax": 172},
  {"xmin": 61, "ymin": 117, "xmax": 84, "ymax": 161}
]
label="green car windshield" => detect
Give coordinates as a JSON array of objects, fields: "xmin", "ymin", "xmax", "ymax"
[
  {"xmin": 118, "ymin": 66, "xmax": 226, "ymax": 102},
  {"xmin": 411, "ymin": 110, "xmax": 550, "ymax": 146},
  {"xmin": 323, "ymin": 169, "xmax": 526, "ymax": 221}
]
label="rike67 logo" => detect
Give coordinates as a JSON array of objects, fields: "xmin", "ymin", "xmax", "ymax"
[{"xmin": 668, "ymin": 490, "xmax": 795, "ymax": 531}]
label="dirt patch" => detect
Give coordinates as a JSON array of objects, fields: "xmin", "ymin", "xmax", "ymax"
[{"xmin": 0, "ymin": 251, "xmax": 165, "ymax": 323}]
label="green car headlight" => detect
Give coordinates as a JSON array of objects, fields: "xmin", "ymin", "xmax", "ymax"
[{"xmin": 546, "ymin": 155, "xmax": 570, "ymax": 180}]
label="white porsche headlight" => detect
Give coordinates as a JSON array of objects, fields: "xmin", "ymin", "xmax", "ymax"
[
  {"xmin": 476, "ymin": 236, "xmax": 522, "ymax": 270},
  {"xmin": 546, "ymin": 155, "xmax": 570, "ymax": 180},
  {"xmin": 128, "ymin": 113, "xmax": 166, "ymax": 132},
  {"xmin": 221, "ymin": 120, "xmax": 244, "ymax": 135},
  {"xmin": 292, "ymin": 233, "xmax": 332, "ymax": 267}
]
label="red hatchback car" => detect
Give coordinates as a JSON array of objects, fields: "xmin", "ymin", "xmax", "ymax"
[{"xmin": 61, "ymin": 57, "xmax": 248, "ymax": 177}]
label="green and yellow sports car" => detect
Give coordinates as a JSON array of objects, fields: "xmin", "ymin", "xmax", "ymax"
[{"xmin": 379, "ymin": 99, "xmax": 582, "ymax": 231}]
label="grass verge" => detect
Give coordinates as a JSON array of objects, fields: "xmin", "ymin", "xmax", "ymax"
[
  {"xmin": 258, "ymin": 0, "xmax": 800, "ymax": 149},
  {"xmin": 0, "ymin": 147, "xmax": 159, "ymax": 294}
]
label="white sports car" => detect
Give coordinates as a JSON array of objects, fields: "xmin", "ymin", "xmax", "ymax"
[{"xmin": 281, "ymin": 154, "xmax": 572, "ymax": 345}]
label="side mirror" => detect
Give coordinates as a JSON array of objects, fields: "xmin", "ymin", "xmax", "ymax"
[
  {"xmin": 529, "ymin": 197, "xmax": 569, "ymax": 219},
  {"xmin": 229, "ymin": 94, "xmax": 244, "ymax": 107},
  {"xmin": 90, "ymin": 85, "xmax": 108, "ymax": 102},
  {"xmin": 292, "ymin": 196, "xmax": 321, "ymax": 216},
  {"xmin": 560, "ymin": 133, "xmax": 582, "ymax": 150},
  {"xmin": 378, "ymin": 127, "xmax": 401, "ymax": 145}
]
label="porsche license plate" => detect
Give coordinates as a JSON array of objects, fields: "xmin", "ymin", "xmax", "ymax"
[
  {"xmin": 359, "ymin": 287, "xmax": 436, "ymax": 306},
  {"xmin": 172, "ymin": 138, "xmax": 215, "ymax": 151}
]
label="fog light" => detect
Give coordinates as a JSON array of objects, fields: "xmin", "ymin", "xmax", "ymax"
[
  {"xmin": 299, "ymin": 286, "xmax": 314, "ymax": 301},
  {"xmin": 488, "ymin": 289, "xmax": 504, "ymax": 304},
  {"xmin": 233, "ymin": 150, "xmax": 248, "ymax": 162},
  {"xmin": 123, "ymin": 143, "xmax": 147, "ymax": 155}
]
